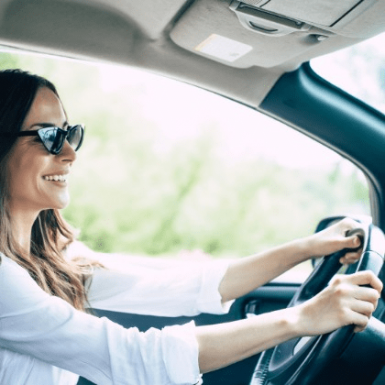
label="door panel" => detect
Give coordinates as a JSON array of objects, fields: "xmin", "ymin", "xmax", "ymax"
[{"xmin": 77, "ymin": 282, "xmax": 298, "ymax": 385}]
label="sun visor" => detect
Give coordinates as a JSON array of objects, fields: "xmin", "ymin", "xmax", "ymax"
[{"xmin": 170, "ymin": 0, "xmax": 377, "ymax": 68}]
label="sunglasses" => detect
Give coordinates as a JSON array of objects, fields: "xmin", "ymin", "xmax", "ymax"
[{"xmin": 1, "ymin": 124, "xmax": 84, "ymax": 155}]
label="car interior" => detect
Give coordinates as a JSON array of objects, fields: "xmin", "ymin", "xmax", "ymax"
[{"xmin": 1, "ymin": 0, "xmax": 385, "ymax": 384}]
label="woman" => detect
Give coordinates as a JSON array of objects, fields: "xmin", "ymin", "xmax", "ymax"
[{"xmin": 0, "ymin": 69, "xmax": 382, "ymax": 385}]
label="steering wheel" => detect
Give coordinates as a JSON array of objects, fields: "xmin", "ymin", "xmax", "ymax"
[{"xmin": 250, "ymin": 221, "xmax": 385, "ymax": 385}]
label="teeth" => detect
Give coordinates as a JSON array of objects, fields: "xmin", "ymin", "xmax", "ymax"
[{"xmin": 44, "ymin": 175, "xmax": 68, "ymax": 182}]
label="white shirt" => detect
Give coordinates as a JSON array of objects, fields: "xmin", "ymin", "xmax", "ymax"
[{"xmin": 0, "ymin": 252, "xmax": 231, "ymax": 385}]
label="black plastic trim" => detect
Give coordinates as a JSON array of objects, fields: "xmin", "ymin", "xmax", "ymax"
[{"xmin": 259, "ymin": 62, "xmax": 385, "ymax": 230}]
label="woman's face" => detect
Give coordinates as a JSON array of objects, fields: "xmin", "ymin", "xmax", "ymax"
[{"xmin": 7, "ymin": 86, "xmax": 76, "ymax": 214}]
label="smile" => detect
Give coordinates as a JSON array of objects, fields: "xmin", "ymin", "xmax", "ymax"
[{"xmin": 43, "ymin": 175, "xmax": 68, "ymax": 182}]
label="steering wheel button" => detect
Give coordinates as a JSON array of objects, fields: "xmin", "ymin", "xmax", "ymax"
[{"xmin": 293, "ymin": 336, "xmax": 314, "ymax": 355}]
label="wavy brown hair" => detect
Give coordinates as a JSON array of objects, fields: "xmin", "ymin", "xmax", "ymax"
[{"xmin": 0, "ymin": 69, "xmax": 100, "ymax": 311}]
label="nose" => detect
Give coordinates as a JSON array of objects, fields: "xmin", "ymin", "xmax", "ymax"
[{"xmin": 57, "ymin": 139, "xmax": 77, "ymax": 164}]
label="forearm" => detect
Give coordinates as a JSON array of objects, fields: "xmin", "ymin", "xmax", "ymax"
[
  {"xmin": 196, "ymin": 307, "xmax": 300, "ymax": 373},
  {"xmin": 219, "ymin": 238, "xmax": 309, "ymax": 302}
]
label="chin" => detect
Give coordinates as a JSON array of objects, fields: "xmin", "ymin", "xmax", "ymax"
[
  {"xmin": 48, "ymin": 196, "xmax": 70, "ymax": 210},
  {"xmin": 56, "ymin": 200, "xmax": 70, "ymax": 209}
]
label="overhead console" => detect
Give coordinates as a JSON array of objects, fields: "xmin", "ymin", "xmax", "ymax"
[{"xmin": 170, "ymin": 0, "xmax": 378, "ymax": 68}]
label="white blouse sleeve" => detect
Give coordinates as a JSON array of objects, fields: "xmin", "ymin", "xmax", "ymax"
[
  {"xmin": 85, "ymin": 253, "xmax": 234, "ymax": 317},
  {"xmin": 0, "ymin": 255, "xmax": 201, "ymax": 385}
]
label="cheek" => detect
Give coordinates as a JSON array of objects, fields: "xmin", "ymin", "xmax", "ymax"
[
  {"xmin": 9, "ymin": 167, "xmax": 35, "ymax": 198},
  {"xmin": 8, "ymin": 153, "xmax": 48, "ymax": 195}
]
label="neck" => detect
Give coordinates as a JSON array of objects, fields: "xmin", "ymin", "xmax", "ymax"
[{"xmin": 9, "ymin": 205, "xmax": 39, "ymax": 256}]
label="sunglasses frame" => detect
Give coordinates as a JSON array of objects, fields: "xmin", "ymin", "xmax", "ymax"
[{"xmin": 1, "ymin": 124, "xmax": 84, "ymax": 155}]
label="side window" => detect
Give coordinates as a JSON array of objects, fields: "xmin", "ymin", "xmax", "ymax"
[
  {"xmin": 0, "ymin": 52, "xmax": 370, "ymax": 274},
  {"xmin": 311, "ymin": 32, "xmax": 385, "ymax": 114}
]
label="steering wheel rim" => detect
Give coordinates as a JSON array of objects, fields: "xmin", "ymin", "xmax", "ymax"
[{"xmin": 250, "ymin": 222, "xmax": 385, "ymax": 385}]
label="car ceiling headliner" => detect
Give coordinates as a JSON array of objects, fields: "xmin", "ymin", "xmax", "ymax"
[{"xmin": 0, "ymin": 0, "xmax": 384, "ymax": 107}]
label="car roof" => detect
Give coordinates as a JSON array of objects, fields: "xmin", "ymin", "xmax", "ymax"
[{"xmin": 0, "ymin": 0, "xmax": 384, "ymax": 107}]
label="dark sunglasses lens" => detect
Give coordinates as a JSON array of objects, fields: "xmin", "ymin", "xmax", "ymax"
[
  {"xmin": 37, "ymin": 126, "xmax": 84, "ymax": 154},
  {"xmin": 38, "ymin": 128, "xmax": 62, "ymax": 154},
  {"xmin": 67, "ymin": 125, "xmax": 84, "ymax": 151}
]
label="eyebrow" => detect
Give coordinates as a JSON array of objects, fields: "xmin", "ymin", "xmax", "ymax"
[{"xmin": 28, "ymin": 121, "xmax": 69, "ymax": 130}]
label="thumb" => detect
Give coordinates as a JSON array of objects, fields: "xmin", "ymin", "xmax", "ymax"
[{"xmin": 343, "ymin": 234, "xmax": 362, "ymax": 249}]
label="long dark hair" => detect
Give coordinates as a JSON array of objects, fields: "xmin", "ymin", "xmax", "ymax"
[{"xmin": 0, "ymin": 69, "xmax": 98, "ymax": 311}]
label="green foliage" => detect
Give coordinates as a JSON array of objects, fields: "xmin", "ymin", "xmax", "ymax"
[
  {"xmin": 0, "ymin": 51, "xmax": 371, "ymax": 258},
  {"xmin": 0, "ymin": 52, "xmax": 20, "ymax": 70}
]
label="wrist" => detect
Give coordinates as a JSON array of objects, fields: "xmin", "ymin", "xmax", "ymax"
[
  {"xmin": 282, "ymin": 306, "xmax": 304, "ymax": 339},
  {"xmin": 289, "ymin": 237, "xmax": 313, "ymax": 263}
]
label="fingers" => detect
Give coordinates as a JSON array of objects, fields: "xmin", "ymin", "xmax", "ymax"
[
  {"xmin": 339, "ymin": 225, "xmax": 364, "ymax": 264},
  {"xmin": 342, "ymin": 233, "xmax": 362, "ymax": 249},
  {"xmin": 333, "ymin": 282, "xmax": 380, "ymax": 309},
  {"xmin": 346, "ymin": 270, "xmax": 383, "ymax": 294},
  {"xmin": 350, "ymin": 298, "xmax": 375, "ymax": 317},
  {"xmin": 347, "ymin": 300, "xmax": 375, "ymax": 333},
  {"xmin": 331, "ymin": 271, "xmax": 383, "ymax": 297},
  {"xmin": 338, "ymin": 217, "xmax": 361, "ymax": 232},
  {"xmin": 336, "ymin": 218, "xmax": 364, "ymax": 247},
  {"xmin": 352, "ymin": 286, "xmax": 380, "ymax": 310},
  {"xmin": 330, "ymin": 272, "xmax": 382, "ymax": 332},
  {"xmin": 347, "ymin": 309, "xmax": 371, "ymax": 333},
  {"xmin": 339, "ymin": 249, "xmax": 362, "ymax": 265}
]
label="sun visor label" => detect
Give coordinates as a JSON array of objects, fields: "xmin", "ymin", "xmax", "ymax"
[{"xmin": 195, "ymin": 34, "xmax": 252, "ymax": 62}]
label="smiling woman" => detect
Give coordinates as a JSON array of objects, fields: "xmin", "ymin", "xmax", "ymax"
[{"xmin": 0, "ymin": 69, "xmax": 90, "ymax": 311}]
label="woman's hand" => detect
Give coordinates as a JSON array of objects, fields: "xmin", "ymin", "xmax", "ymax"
[
  {"xmin": 305, "ymin": 218, "xmax": 364, "ymax": 264},
  {"xmin": 219, "ymin": 217, "xmax": 366, "ymax": 303},
  {"xmin": 198, "ymin": 270, "xmax": 382, "ymax": 373},
  {"xmin": 294, "ymin": 270, "xmax": 383, "ymax": 336}
]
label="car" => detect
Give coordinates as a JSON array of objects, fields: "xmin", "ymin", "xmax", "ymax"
[{"xmin": 1, "ymin": 1, "xmax": 385, "ymax": 384}]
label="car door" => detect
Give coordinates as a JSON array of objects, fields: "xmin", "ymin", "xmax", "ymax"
[{"xmin": 77, "ymin": 282, "xmax": 296, "ymax": 385}]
